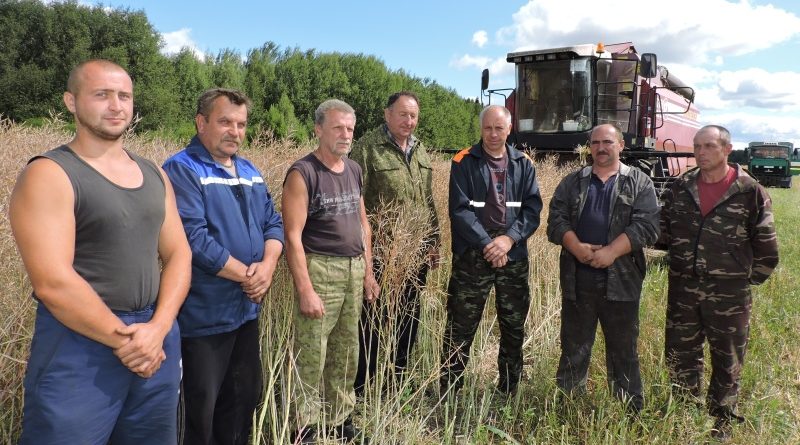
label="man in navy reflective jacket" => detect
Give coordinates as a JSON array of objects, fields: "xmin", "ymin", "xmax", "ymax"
[{"xmin": 440, "ymin": 105, "xmax": 542, "ymax": 395}]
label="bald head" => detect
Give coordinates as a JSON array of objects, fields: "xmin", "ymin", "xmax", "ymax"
[
  {"xmin": 67, "ymin": 59, "xmax": 130, "ymax": 95},
  {"xmin": 589, "ymin": 124, "xmax": 624, "ymax": 145},
  {"xmin": 479, "ymin": 105, "xmax": 512, "ymax": 127}
]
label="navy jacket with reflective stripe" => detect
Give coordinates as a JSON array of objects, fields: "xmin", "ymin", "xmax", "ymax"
[{"xmin": 449, "ymin": 142, "xmax": 543, "ymax": 260}]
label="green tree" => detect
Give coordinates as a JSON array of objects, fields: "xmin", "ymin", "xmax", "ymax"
[
  {"xmin": 0, "ymin": 1, "xmax": 181, "ymax": 131},
  {"xmin": 172, "ymin": 48, "xmax": 213, "ymax": 118},
  {"xmin": 212, "ymin": 49, "xmax": 245, "ymax": 90},
  {"xmin": 265, "ymin": 92, "xmax": 307, "ymax": 142},
  {"xmin": 244, "ymin": 42, "xmax": 280, "ymax": 126}
]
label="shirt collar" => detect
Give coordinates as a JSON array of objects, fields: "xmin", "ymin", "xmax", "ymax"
[{"xmin": 382, "ymin": 123, "xmax": 418, "ymax": 152}]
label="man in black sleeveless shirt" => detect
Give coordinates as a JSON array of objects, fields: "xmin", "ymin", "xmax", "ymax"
[
  {"xmin": 283, "ymin": 99, "xmax": 379, "ymax": 444},
  {"xmin": 10, "ymin": 60, "xmax": 191, "ymax": 445}
]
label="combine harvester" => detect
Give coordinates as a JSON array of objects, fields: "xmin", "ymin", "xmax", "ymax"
[{"xmin": 481, "ymin": 41, "xmax": 701, "ymax": 192}]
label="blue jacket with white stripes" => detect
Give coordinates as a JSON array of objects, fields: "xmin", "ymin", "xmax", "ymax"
[
  {"xmin": 449, "ymin": 142, "xmax": 543, "ymax": 261},
  {"xmin": 163, "ymin": 137, "xmax": 284, "ymax": 337}
]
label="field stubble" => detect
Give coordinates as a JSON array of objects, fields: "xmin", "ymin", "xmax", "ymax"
[{"xmin": 0, "ymin": 119, "xmax": 797, "ymax": 444}]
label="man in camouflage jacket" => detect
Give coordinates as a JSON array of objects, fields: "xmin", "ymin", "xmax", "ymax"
[
  {"xmin": 547, "ymin": 124, "xmax": 659, "ymax": 411},
  {"xmin": 661, "ymin": 125, "xmax": 779, "ymax": 437},
  {"xmin": 349, "ymin": 91, "xmax": 440, "ymax": 394}
]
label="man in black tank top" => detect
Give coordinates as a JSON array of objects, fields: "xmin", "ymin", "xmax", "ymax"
[
  {"xmin": 10, "ymin": 60, "xmax": 191, "ymax": 445},
  {"xmin": 283, "ymin": 99, "xmax": 379, "ymax": 444}
]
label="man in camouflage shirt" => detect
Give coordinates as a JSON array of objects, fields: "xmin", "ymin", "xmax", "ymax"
[
  {"xmin": 440, "ymin": 105, "xmax": 542, "ymax": 394},
  {"xmin": 350, "ymin": 91, "xmax": 440, "ymax": 393},
  {"xmin": 547, "ymin": 124, "xmax": 659, "ymax": 412},
  {"xmin": 661, "ymin": 125, "xmax": 779, "ymax": 438}
]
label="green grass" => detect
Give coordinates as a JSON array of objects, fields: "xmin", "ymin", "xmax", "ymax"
[{"xmin": 0, "ymin": 121, "xmax": 798, "ymax": 444}]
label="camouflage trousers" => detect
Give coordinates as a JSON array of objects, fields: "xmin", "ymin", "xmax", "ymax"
[
  {"xmin": 440, "ymin": 249, "xmax": 530, "ymax": 391},
  {"xmin": 556, "ymin": 270, "xmax": 643, "ymax": 409},
  {"xmin": 292, "ymin": 254, "xmax": 365, "ymax": 428},
  {"xmin": 665, "ymin": 275, "xmax": 752, "ymax": 417}
]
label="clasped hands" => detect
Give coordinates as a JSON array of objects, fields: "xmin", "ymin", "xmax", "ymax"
[
  {"xmin": 113, "ymin": 322, "xmax": 168, "ymax": 379},
  {"xmin": 483, "ymin": 235, "xmax": 514, "ymax": 268},
  {"xmin": 574, "ymin": 242, "xmax": 616, "ymax": 269}
]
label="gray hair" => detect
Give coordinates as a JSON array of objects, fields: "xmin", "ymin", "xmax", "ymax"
[
  {"xmin": 479, "ymin": 105, "xmax": 512, "ymax": 126},
  {"xmin": 696, "ymin": 125, "xmax": 732, "ymax": 146},
  {"xmin": 314, "ymin": 99, "xmax": 356, "ymax": 125}
]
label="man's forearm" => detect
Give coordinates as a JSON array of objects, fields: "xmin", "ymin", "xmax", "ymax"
[
  {"xmin": 39, "ymin": 278, "xmax": 130, "ymax": 349},
  {"xmin": 216, "ymin": 255, "xmax": 250, "ymax": 283},
  {"xmin": 605, "ymin": 233, "xmax": 632, "ymax": 258},
  {"xmin": 285, "ymin": 239, "xmax": 314, "ymax": 295},
  {"xmin": 263, "ymin": 239, "xmax": 284, "ymax": 266},
  {"xmin": 149, "ymin": 251, "xmax": 192, "ymax": 334}
]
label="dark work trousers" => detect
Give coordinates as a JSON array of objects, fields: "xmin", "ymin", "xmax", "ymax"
[
  {"xmin": 556, "ymin": 269, "xmax": 643, "ymax": 409},
  {"xmin": 664, "ymin": 275, "xmax": 752, "ymax": 417},
  {"xmin": 20, "ymin": 304, "xmax": 181, "ymax": 445},
  {"xmin": 355, "ymin": 261, "xmax": 429, "ymax": 394},
  {"xmin": 180, "ymin": 318, "xmax": 263, "ymax": 445},
  {"xmin": 440, "ymin": 249, "xmax": 531, "ymax": 392}
]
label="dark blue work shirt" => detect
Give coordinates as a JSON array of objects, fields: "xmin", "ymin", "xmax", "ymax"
[{"xmin": 575, "ymin": 173, "xmax": 617, "ymax": 277}]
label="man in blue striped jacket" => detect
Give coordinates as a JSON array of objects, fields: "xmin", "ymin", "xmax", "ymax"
[{"xmin": 163, "ymin": 88, "xmax": 284, "ymax": 445}]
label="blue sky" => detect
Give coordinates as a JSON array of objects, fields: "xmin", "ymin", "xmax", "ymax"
[{"xmin": 98, "ymin": 0, "xmax": 800, "ymax": 150}]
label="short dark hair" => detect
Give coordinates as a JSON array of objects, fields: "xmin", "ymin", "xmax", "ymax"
[
  {"xmin": 196, "ymin": 88, "xmax": 251, "ymax": 119},
  {"xmin": 697, "ymin": 125, "xmax": 732, "ymax": 146},
  {"xmin": 66, "ymin": 59, "xmax": 128, "ymax": 94},
  {"xmin": 386, "ymin": 91, "xmax": 419, "ymax": 108}
]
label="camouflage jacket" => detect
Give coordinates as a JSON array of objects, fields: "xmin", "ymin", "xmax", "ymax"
[
  {"xmin": 547, "ymin": 164, "xmax": 660, "ymax": 301},
  {"xmin": 350, "ymin": 125, "xmax": 440, "ymax": 246},
  {"xmin": 660, "ymin": 164, "xmax": 778, "ymax": 284}
]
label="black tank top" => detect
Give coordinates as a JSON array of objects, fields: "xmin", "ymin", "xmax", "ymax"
[
  {"xmin": 35, "ymin": 146, "xmax": 165, "ymax": 311},
  {"xmin": 288, "ymin": 153, "xmax": 364, "ymax": 257}
]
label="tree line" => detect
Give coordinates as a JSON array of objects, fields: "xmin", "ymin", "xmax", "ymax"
[{"xmin": 0, "ymin": 0, "xmax": 482, "ymax": 148}]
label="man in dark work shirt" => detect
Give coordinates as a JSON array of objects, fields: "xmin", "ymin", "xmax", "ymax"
[
  {"xmin": 546, "ymin": 124, "xmax": 659, "ymax": 412},
  {"xmin": 440, "ymin": 105, "xmax": 542, "ymax": 395}
]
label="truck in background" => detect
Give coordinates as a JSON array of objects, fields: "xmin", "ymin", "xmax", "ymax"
[{"xmin": 745, "ymin": 141, "xmax": 796, "ymax": 188}]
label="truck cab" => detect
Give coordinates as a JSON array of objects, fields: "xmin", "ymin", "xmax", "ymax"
[{"xmin": 745, "ymin": 142, "xmax": 794, "ymax": 188}]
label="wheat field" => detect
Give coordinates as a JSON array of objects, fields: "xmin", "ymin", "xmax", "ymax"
[{"xmin": 0, "ymin": 118, "xmax": 798, "ymax": 444}]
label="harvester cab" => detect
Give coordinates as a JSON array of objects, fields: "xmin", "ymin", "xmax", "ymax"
[{"xmin": 481, "ymin": 42, "xmax": 701, "ymax": 193}]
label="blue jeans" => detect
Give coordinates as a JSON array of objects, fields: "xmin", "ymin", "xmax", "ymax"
[{"xmin": 20, "ymin": 303, "xmax": 181, "ymax": 445}]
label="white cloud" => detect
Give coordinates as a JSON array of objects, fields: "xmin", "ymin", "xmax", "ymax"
[
  {"xmin": 451, "ymin": 54, "xmax": 491, "ymax": 70},
  {"xmin": 472, "ymin": 30, "xmax": 489, "ymax": 48},
  {"xmin": 161, "ymin": 28, "xmax": 204, "ymax": 59},
  {"xmin": 705, "ymin": 112, "xmax": 800, "ymax": 149},
  {"xmin": 452, "ymin": 0, "xmax": 800, "ymax": 145},
  {"xmin": 667, "ymin": 64, "xmax": 800, "ymax": 112},
  {"xmin": 449, "ymin": 55, "xmax": 513, "ymax": 79},
  {"xmin": 498, "ymin": 0, "xmax": 800, "ymax": 65}
]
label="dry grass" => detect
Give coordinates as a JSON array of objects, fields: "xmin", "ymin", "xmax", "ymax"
[{"xmin": 1, "ymin": 119, "xmax": 798, "ymax": 444}]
